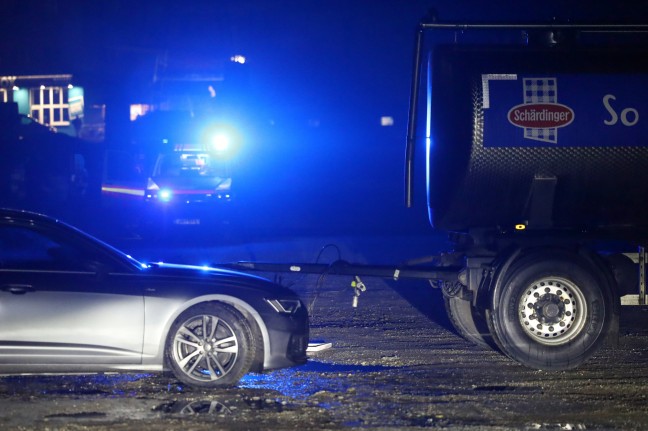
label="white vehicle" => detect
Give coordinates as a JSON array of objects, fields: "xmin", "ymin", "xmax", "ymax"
[{"xmin": 102, "ymin": 119, "xmax": 239, "ymax": 230}]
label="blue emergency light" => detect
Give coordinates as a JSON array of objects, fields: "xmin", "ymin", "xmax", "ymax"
[{"xmin": 211, "ymin": 133, "xmax": 230, "ymax": 152}]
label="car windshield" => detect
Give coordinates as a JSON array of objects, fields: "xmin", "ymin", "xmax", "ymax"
[{"xmin": 153, "ymin": 152, "xmax": 217, "ymax": 178}]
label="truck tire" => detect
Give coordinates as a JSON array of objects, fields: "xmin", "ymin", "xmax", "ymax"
[
  {"xmin": 444, "ymin": 295, "xmax": 496, "ymax": 350},
  {"xmin": 489, "ymin": 253, "xmax": 615, "ymax": 371}
]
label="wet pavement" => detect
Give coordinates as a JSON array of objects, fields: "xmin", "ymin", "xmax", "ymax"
[{"xmin": 1, "ymin": 234, "xmax": 648, "ymax": 430}]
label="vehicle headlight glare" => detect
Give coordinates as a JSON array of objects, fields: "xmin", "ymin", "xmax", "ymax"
[{"xmin": 159, "ymin": 189, "xmax": 173, "ymax": 202}]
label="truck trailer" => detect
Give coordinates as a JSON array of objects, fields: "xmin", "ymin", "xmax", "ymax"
[
  {"xmin": 404, "ymin": 19, "xmax": 648, "ymax": 370},
  {"xmin": 231, "ymin": 18, "xmax": 648, "ymax": 371}
]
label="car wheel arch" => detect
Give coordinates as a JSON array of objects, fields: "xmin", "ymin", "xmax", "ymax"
[{"xmin": 156, "ymin": 294, "xmax": 271, "ymax": 371}]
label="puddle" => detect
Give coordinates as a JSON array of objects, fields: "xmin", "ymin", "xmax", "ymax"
[
  {"xmin": 525, "ymin": 423, "xmax": 587, "ymax": 430},
  {"xmin": 154, "ymin": 399, "xmax": 233, "ymax": 416},
  {"xmin": 239, "ymin": 360, "xmax": 396, "ymax": 399},
  {"xmin": 473, "ymin": 385, "xmax": 542, "ymax": 393},
  {"xmin": 154, "ymin": 396, "xmax": 289, "ymax": 418}
]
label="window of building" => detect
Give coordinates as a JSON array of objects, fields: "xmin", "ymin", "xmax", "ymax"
[
  {"xmin": 0, "ymin": 88, "xmax": 7, "ymax": 102},
  {"xmin": 30, "ymin": 86, "xmax": 70, "ymax": 127}
]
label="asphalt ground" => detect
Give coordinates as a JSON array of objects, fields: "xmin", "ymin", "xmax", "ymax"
[{"xmin": 1, "ymin": 231, "xmax": 646, "ymax": 430}]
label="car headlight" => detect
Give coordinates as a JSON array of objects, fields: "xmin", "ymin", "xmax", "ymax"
[
  {"xmin": 265, "ymin": 298, "xmax": 302, "ymax": 314},
  {"xmin": 146, "ymin": 179, "xmax": 173, "ymax": 202},
  {"xmin": 158, "ymin": 188, "xmax": 173, "ymax": 202}
]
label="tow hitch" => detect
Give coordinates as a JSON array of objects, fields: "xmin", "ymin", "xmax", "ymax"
[{"xmin": 223, "ymin": 260, "xmax": 460, "ymax": 307}]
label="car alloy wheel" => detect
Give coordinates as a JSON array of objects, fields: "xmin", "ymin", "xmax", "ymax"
[{"xmin": 166, "ymin": 303, "xmax": 255, "ymax": 387}]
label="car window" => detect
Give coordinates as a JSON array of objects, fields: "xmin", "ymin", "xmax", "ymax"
[{"xmin": 0, "ymin": 225, "xmax": 93, "ymax": 271}]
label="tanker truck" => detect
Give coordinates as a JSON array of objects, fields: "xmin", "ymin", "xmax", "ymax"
[
  {"xmin": 231, "ymin": 18, "xmax": 648, "ymax": 371},
  {"xmin": 403, "ymin": 19, "xmax": 648, "ymax": 370}
]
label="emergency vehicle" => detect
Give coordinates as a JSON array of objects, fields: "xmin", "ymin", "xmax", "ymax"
[{"xmin": 101, "ymin": 115, "xmax": 237, "ymax": 230}]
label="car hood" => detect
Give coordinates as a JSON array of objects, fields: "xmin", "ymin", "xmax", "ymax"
[{"xmin": 140, "ymin": 262, "xmax": 296, "ymax": 296}]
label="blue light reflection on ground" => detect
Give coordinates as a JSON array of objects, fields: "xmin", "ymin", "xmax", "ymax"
[{"xmin": 239, "ymin": 360, "xmax": 395, "ymax": 399}]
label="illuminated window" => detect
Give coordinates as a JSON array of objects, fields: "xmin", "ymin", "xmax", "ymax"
[
  {"xmin": 30, "ymin": 86, "xmax": 70, "ymax": 126},
  {"xmin": 0, "ymin": 88, "xmax": 7, "ymax": 102}
]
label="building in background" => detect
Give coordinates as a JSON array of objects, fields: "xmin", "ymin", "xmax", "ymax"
[{"xmin": 0, "ymin": 74, "xmax": 105, "ymax": 142}]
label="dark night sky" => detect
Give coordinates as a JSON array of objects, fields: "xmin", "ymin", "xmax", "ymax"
[
  {"xmin": 1, "ymin": 1, "xmax": 647, "ymax": 233},
  {"xmin": 0, "ymin": 1, "xmax": 429, "ymax": 122},
  {"xmin": 1, "ymin": 1, "xmax": 646, "ymax": 128}
]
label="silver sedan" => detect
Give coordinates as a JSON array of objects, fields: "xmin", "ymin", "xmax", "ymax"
[{"xmin": 0, "ymin": 209, "xmax": 309, "ymax": 387}]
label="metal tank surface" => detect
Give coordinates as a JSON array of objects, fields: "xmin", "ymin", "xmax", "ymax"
[{"xmin": 423, "ymin": 27, "xmax": 648, "ymax": 233}]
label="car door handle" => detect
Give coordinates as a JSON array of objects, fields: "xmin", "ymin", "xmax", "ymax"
[{"xmin": 1, "ymin": 284, "xmax": 34, "ymax": 295}]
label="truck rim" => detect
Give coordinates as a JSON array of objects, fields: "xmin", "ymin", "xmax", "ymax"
[{"xmin": 518, "ymin": 277, "xmax": 587, "ymax": 345}]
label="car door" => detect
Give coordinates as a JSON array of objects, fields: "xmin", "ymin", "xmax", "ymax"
[{"xmin": 0, "ymin": 223, "xmax": 144, "ymax": 365}]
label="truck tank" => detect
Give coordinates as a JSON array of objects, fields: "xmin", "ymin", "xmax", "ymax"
[{"xmin": 427, "ymin": 36, "xmax": 648, "ymax": 233}]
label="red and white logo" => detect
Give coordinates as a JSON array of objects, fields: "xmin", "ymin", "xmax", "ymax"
[
  {"xmin": 508, "ymin": 103, "xmax": 575, "ymax": 129},
  {"xmin": 507, "ymin": 77, "xmax": 576, "ymax": 144}
]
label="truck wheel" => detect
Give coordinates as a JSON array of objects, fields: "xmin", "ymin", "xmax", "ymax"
[
  {"xmin": 489, "ymin": 254, "xmax": 615, "ymax": 370},
  {"xmin": 444, "ymin": 296, "xmax": 495, "ymax": 350}
]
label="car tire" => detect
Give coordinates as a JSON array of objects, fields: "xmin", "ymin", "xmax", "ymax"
[
  {"xmin": 489, "ymin": 252, "xmax": 615, "ymax": 371},
  {"xmin": 165, "ymin": 302, "xmax": 256, "ymax": 387}
]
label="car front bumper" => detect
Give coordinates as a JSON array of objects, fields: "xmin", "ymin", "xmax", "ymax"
[{"xmin": 261, "ymin": 302, "xmax": 310, "ymax": 370}]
